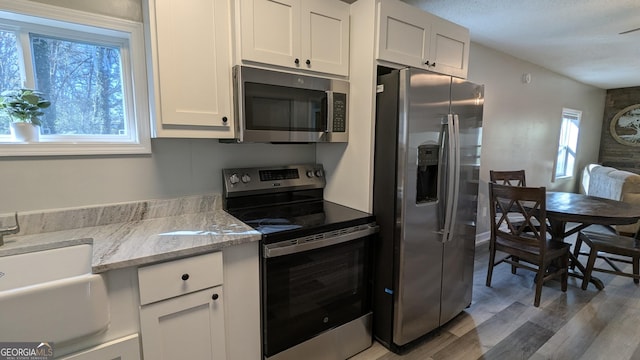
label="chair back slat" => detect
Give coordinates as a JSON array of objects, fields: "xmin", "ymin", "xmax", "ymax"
[
  {"xmin": 489, "ymin": 182, "xmax": 547, "ymax": 254},
  {"xmin": 490, "ymin": 170, "xmax": 527, "ymax": 187}
]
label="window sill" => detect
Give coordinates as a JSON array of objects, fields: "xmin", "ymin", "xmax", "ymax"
[
  {"xmin": 0, "ymin": 140, "xmax": 151, "ymax": 156},
  {"xmin": 552, "ymin": 174, "xmax": 574, "ymax": 183}
]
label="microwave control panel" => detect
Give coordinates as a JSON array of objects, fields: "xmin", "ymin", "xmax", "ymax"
[{"xmin": 332, "ymin": 93, "xmax": 347, "ymax": 132}]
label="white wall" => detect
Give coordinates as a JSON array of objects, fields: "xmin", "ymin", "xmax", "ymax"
[
  {"xmin": 467, "ymin": 43, "xmax": 606, "ymax": 234},
  {"xmin": 0, "ymin": 139, "xmax": 315, "ymax": 213}
]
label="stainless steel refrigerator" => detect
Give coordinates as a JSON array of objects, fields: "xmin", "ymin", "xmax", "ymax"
[{"xmin": 372, "ymin": 67, "xmax": 484, "ymax": 352}]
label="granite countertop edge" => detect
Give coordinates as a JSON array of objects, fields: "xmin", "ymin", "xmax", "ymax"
[
  {"xmin": 91, "ymin": 235, "xmax": 259, "ymax": 273},
  {"xmin": 0, "ymin": 207, "xmax": 261, "ymax": 274}
]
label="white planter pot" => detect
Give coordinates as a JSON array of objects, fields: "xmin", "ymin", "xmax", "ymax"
[{"xmin": 10, "ymin": 122, "xmax": 40, "ymax": 142}]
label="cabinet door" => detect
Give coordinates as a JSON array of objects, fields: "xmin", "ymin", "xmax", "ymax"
[
  {"xmin": 147, "ymin": 0, "xmax": 233, "ymax": 138},
  {"xmin": 241, "ymin": 0, "xmax": 301, "ymax": 69},
  {"xmin": 139, "ymin": 287, "xmax": 226, "ymax": 360},
  {"xmin": 429, "ymin": 16, "xmax": 470, "ymax": 78},
  {"xmin": 301, "ymin": 0, "xmax": 350, "ymax": 76},
  {"xmin": 376, "ymin": 0, "xmax": 431, "ymax": 69}
]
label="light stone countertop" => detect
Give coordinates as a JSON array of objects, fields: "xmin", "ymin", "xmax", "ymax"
[{"xmin": 0, "ymin": 194, "xmax": 261, "ymax": 273}]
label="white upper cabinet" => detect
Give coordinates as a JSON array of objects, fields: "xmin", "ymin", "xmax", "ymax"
[
  {"xmin": 302, "ymin": 0, "xmax": 350, "ymax": 76},
  {"xmin": 376, "ymin": 0, "xmax": 469, "ymax": 78},
  {"xmin": 429, "ymin": 15, "xmax": 470, "ymax": 78},
  {"xmin": 240, "ymin": 0, "xmax": 300, "ymax": 67},
  {"xmin": 144, "ymin": 0, "xmax": 234, "ymax": 138},
  {"xmin": 377, "ymin": 0, "xmax": 431, "ymax": 69},
  {"xmin": 240, "ymin": 0, "xmax": 350, "ymax": 76}
]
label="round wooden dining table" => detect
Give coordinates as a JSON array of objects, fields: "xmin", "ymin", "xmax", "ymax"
[{"xmin": 545, "ymin": 191, "xmax": 640, "ymax": 289}]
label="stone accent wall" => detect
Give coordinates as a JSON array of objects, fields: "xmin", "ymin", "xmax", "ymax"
[{"xmin": 600, "ymin": 87, "xmax": 640, "ymax": 173}]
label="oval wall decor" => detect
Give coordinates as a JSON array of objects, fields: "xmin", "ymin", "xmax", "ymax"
[{"xmin": 610, "ymin": 104, "xmax": 640, "ymax": 147}]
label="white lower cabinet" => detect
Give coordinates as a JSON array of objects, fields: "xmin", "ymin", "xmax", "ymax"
[
  {"xmin": 137, "ymin": 252, "xmax": 226, "ymax": 359},
  {"xmin": 139, "ymin": 287, "xmax": 226, "ymax": 359},
  {"xmin": 53, "ymin": 243, "xmax": 259, "ymax": 360}
]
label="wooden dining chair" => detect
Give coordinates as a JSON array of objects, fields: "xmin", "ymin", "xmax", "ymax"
[
  {"xmin": 489, "ymin": 169, "xmax": 527, "ymax": 186},
  {"xmin": 489, "ymin": 169, "xmax": 536, "ymax": 273},
  {"xmin": 487, "ymin": 183, "xmax": 570, "ymax": 307},
  {"xmin": 575, "ymin": 230, "xmax": 640, "ymax": 290}
]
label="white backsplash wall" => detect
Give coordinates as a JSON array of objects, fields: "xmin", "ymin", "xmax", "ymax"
[{"xmin": 0, "ymin": 139, "xmax": 316, "ymax": 213}]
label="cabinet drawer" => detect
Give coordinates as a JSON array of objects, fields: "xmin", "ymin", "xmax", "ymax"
[{"xmin": 138, "ymin": 251, "xmax": 223, "ymax": 305}]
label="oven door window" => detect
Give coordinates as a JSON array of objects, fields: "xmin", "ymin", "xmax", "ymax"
[
  {"xmin": 244, "ymin": 82, "xmax": 327, "ymax": 132},
  {"xmin": 263, "ymin": 237, "xmax": 372, "ymax": 357}
]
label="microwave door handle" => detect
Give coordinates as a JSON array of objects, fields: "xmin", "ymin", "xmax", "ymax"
[{"xmin": 325, "ymin": 91, "xmax": 334, "ymax": 133}]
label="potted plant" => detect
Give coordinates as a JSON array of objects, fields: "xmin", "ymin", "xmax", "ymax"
[{"xmin": 0, "ymin": 88, "xmax": 51, "ymax": 142}]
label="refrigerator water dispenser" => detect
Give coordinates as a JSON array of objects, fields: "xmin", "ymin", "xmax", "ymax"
[{"xmin": 416, "ymin": 144, "xmax": 439, "ymax": 204}]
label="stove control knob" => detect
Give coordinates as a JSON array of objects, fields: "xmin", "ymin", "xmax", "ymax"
[
  {"xmin": 315, "ymin": 169, "xmax": 324, "ymax": 177},
  {"xmin": 241, "ymin": 173, "xmax": 251, "ymax": 183},
  {"xmin": 229, "ymin": 173, "xmax": 240, "ymax": 185},
  {"xmin": 306, "ymin": 170, "xmax": 314, "ymax": 178}
]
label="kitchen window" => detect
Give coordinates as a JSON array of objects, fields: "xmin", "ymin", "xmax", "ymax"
[
  {"xmin": 554, "ymin": 108, "xmax": 581, "ymax": 179},
  {"xmin": 0, "ymin": 1, "xmax": 150, "ymax": 156}
]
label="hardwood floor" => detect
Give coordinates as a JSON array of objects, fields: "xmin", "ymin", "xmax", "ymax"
[{"xmin": 351, "ymin": 235, "xmax": 640, "ymax": 360}]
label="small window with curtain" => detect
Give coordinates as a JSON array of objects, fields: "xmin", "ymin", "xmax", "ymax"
[{"xmin": 555, "ymin": 108, "xmax": 581, "ymax": 179}]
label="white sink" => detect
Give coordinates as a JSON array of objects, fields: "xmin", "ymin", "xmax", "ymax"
[{"xmin": 0, "ymin": 244, "xmax": 110, "ymax": 343}]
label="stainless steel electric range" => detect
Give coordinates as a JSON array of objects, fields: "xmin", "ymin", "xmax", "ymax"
[{"xmin": 222, "ymin": 164, "xmax": 378, "ymax": 360}]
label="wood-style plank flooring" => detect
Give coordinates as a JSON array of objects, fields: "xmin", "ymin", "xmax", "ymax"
[{"xmin": 351, "ymin": 232, "xmax": 640, "ymax": 360}]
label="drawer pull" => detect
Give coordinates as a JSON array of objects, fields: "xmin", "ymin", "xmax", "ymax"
[
  {"xmin": 211, "ymin": 293, "xmax": 219, "ymax": 300},
  {"xmin": 181, "ymin": 273, "xmax": 190, "ymax": 281}
]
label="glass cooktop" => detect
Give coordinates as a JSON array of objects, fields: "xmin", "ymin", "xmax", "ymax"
[{"xmin": 226, "ymin": 200, "xmax": 374, "ymax": 244}]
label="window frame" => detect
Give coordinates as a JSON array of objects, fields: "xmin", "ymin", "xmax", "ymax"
[
  {"xmin": 0, "ymin": 0, "xmax": 151, "ymax": 156},
  {"xmin": 554, "ymin": 108, "xmax": 582, "ymax": 181}
]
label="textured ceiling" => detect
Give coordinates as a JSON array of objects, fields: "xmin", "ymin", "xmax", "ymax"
[{"xmin": 365, "ymin": 0, "xmax": 640, "ymax": 89}]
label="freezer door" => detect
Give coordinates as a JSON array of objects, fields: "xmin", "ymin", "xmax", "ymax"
[
  {"xmin": 440, "ymin": 78, "xmax": 483, "ymax": 324},
  {"xmin": 393, "ymin": 68, "xmax": 452, "ymax": 346}
]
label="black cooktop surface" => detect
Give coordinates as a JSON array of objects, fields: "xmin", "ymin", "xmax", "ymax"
[{"xmin": 226, "ymin": 200, "xmax": 375, "ymax": 244}]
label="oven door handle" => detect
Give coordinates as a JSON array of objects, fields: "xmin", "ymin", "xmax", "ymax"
[{"xmin": 263, "ymin": 224, "xmax": 379, "ymax": 258}]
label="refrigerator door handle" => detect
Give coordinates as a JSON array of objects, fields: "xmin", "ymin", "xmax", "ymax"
[
  {"xmin": 446, "ymin": 114, "xmax": 461, "ymax": 243},
  {"xmin": 437, "ymin": 117, "xmax": 448, "ymax": 234},
  {"xmin": 441, "ymin": 114, "xmax": 457, "ymax": 242}
]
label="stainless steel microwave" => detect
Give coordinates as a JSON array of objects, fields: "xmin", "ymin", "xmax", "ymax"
[{"xmin": 230, "ymin": 66, "xmax": 349, "ymax": 143}]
